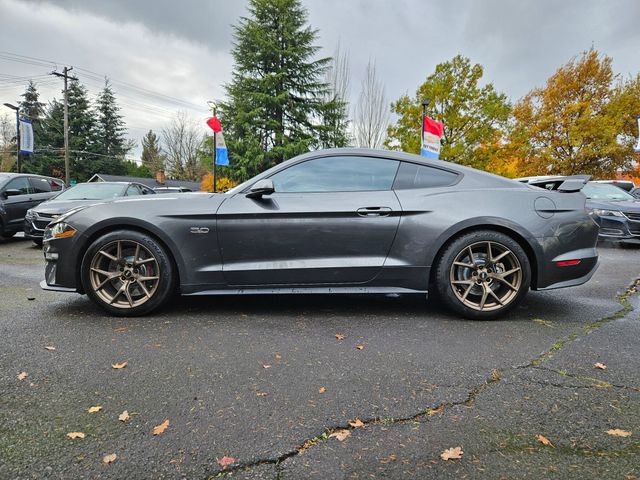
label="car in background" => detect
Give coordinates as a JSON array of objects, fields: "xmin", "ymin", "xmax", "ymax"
[
  {"xmin": 0, "ymin": 173, "xmax": 66, "ymax": 240},
  {"xmin": 24, "ymin": 181, "xmax": 156, "ymax": 245},
  {"xmin": 630, "ymin": 187, "xmax": 640, "ymax": 200},
  {"xmin": 522, "ymin": 176, "xmax": 640, "ymax": 244},
  {"xmin": 153, "ymin": 186, "xmax": 193, "ymax": 193},
  {"xmin": 41, "ymin": 148, "xmax": 600, "ymax": 319},
  {"xmin": 591, "ymin": 180, "xmax": 635, "ymax": 193}
]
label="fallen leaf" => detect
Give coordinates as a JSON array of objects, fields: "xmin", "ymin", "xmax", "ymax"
[
  {"xmin": 153, "ymin": 419, "xmax": 170, "ymax": 435},
  {"xmin": 607, "ymin": 429, "xmax": 632, "ymax": 437},
  {"xmin": 440, "ymin": 446, "xmax": 463, "ymax": 460},
  {"xmin": 256, "ymin": 392, "xmax": 268, "ymax": 397},
  {"xmin": 66, "ymin": 432, "xmax": 85, "ymax": 439},
  {"xmin": 118, "ymin": 410, "xmax": 130, "ymax": 422},
  {"xmin": 113, "ymin": 326, "xmax": 128, "ymax": 333},
  {"xmin": 217, "ymin": 456, "xmax": 236, "ymax": 468},
  {"xmin": 275, "ymin": 353, "xmax": 282, "ymax": 360},
  {"xmin": 356, "ymin": 344, "xmax": 364, "ymax": 350},
  {"xmin": 335, "ymin": 334, "xmax": 346, "ymax": 341},
  {"xmin": 262, "ymin": 364, "xmax": 271, "ymax": 369},
  {"xmin": 44, "ymin": 346, "xmax": 56, "ymax": 351},
  {"xmin": 536, "ymin": 434, "xmax": 554, "ymax": 447},
  {"xmin": 102, "ymin": 453, "xmax": 117, "ymax": 464},
  {"xmin": 349, "ymin": 418, "xmax": 365, "ymax": 428},
  {"xmin": 329, "ymin": 429, "xmax": 351, "ymax": 441},
  {"xmin": 318, "ymin": 387, "xmax": 326, "ymax": 394},
  {"xmin": 17, "ymin": 372, "xmax": 28, "ymax": 381},
  {"xmin": 427, "ymin": 405, "xmax": 445, "ymax": 416},
  {"xmin": 111, "ymin": 361, "xmax": 128, "ymax": 369},
  {"xmin": 88, "ymin": 405, "xmax": 102, "ymax": 413},
  {"xmin": 594, "ymin": 363, "xmax": 607, "ymax": 370}
]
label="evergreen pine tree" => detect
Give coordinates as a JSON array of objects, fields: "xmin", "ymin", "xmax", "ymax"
[
  {"xmin": 96, "ymin": 78, "xmax": 128, "ymax": 157},
  {"xmin": 220, "ymin": 0, "xmax": 334, "ymax": 181},
  {"xmin": 140, "ymin": 129, "xmax": 164, "ymax": 173}
]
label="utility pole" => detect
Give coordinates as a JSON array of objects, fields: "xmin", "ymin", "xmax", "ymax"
[{"xmin": 51, "ymin": 67, "xmax": 77, "ymax": 185}]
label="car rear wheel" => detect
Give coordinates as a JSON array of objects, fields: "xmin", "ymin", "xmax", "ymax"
[
  {"xmin": 81, "ymin": 230, "xmax": 176, "ymax": 316},
  {"xmin": 435, "ymin": 230, "xmax": 531, "ymax": 319}
]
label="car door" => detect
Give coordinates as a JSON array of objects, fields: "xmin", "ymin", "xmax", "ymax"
[
  {"xmin": 28, "ymin": 176, "xmax": 55, "ymax": 206},
  {"xmin": 2, "ymin": 176, "xmax": 35, "ymax": 229},
  {"xmin": 216, "ymin": 155, "xmax": 402, "ymax": 286}
]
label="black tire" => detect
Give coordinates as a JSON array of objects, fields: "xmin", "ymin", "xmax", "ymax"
[
  {"xmin": 81, "ymin": 229, "xmax": 176, "ymax": 316},
  {"xmin": 434, "ymin": 230, "xmax": 531, "ymax": 320},
  {"xmin": 32, "ymin": 238, "xmax": 43, "ymax": 247},
  {"xmin": 1, "ymin": 230, "xmax": 17, "ymax": 239}
]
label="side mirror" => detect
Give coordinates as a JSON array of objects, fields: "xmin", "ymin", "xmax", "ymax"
[
  {"xmin": 246, "ymin": 179, "xmax": 275, "ymax": 199},
  {"xmin": 3, "ymin": 189, "xmax": 21, "ymax": 198}
]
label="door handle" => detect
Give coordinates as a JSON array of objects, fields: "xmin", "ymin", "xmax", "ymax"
[{"xmin": 357, "ymin": 207, "xmax": 392, "ymax": 217}]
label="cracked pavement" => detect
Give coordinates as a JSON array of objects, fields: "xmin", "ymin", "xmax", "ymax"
[{"xmin": 1, "ymin": 236, "xmax": 639, "ymax": 479}]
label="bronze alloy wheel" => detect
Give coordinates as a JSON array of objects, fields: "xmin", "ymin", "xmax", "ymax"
[
  {"xmin": 89, "ymin": 240, "xmax": 160, "ymax": 309},
  {"xmin": 449, "ymin": 240, "xmax": 523, "ymax": 312}
]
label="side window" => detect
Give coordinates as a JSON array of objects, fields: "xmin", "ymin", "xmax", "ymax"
[
  {"xmin": 29, "ymin": 177, "xmax": 52, "ymax": 193},
  {"xmin": 125, "ymin": 184, "xmax": 142, "ymax": 196},
  {"xmin": 141, "ymin": 186, "xmax": 155, "ymax": 195},
  {"xmin": 4, "ymin": 177, "xmax": 32, "ymax": 195},
  {"xmin": 49, "ymin": 179, "xmax": 64, "ymax": 191},
  {"xmin": 270, "ymin": 156, "xmax": 400, "ymax": 193},
  {"xmin": 393, "ymin": 162, "xmax": 459, "ymax": 190}
]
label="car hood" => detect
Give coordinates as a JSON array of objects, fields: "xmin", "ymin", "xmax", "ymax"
[
  {"xmin": 33, "ymin": 199, "xmax": 108, "ymax": 215},
  {"xmin": 586, "ymin": 199, "xmax": 640, "ymax": 213}
]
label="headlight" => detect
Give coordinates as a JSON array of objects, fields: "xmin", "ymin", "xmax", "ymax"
[
  {"xmin": 43, "ymin": 222, "xmax": 77, "ymax": 242},
  {"xmin": 25, "ymin": 209, "xmax": 36, "ymax": 220},
  {"xmin": 589, "ymin": 209, "xmax": 624, "ymax": 217}
]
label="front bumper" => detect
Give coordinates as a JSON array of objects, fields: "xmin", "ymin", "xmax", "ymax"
[
  {"xmin": 594, "ymin": 214, "xmax": 640, "ymax": 242},
  {"xmin": 41, "ymin": 235, "xmax": 82, "ymax": 293},
  {"xmin": 24, "ymin": 214, "xmax": 56, "ymax": 239}
]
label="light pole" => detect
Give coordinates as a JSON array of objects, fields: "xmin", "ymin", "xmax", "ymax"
[
  {"xmin": 207, "ymin": 100, "xmax": 218, "ymax": 192},
  {"xmin": 3, "ymin": 102, "xmax": 20, "ymax": 173},
  {"xmin": 421, "ymin": 98, "xmax": 431, "ymax": 152}
]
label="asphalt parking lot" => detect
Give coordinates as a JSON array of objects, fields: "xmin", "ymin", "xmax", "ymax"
[{"xmin": 1, "ymin": 235, "xmax": 639, "ymax": 479}]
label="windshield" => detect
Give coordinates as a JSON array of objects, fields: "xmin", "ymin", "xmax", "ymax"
[
  {"xmin": 52, "ymin": 183, "xmax": 124, "ymax": 201},
  {"xmin": 583, "ymin": 182, "xmax": 635, "ymax": 201}
]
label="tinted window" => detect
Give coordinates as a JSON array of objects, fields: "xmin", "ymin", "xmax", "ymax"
[
  {"xmin": 30, "ymin": 177, "xmax": 52, "ymax": 193},
  {"xmin": 4, "ymin": 177, "xmax": 32, "ymax": 194},
  {"xmin": 54, "ymin": 183, "xmax": 124, "ymax": 200},
  {"xmin": 140, "ymin": 186, "xmax": 155, "ymax": 195},
  {"xmin": 583, "ymin": 182, "xmax": 634, "ymax": 201},
  {"xmin": 126, "ymin": 184, "xmax": 143, "ymax": 196},
  {"xmin": 393, "ymin": 162, "xmax": 459, "ymax": 190},
  {"xmin": 50, "ymin": 179, "xmax": 64, "ymax": 191},
  {"xmin": 270, "ymin": 156, "xmax": 400, "ymax": 193}
]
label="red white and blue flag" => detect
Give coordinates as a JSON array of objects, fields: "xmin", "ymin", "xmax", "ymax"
[
  {"xmin": 206, "ymin": 116, "xmax": 229, "ymax": 166},
  {"xmin": 421, "ymin": 116, "xmax": 445, "ymax": 159}
]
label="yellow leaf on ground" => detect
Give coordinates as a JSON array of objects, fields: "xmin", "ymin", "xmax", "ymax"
[
  {"xmin": 17, "ymin": 372, "xmax": 28, "ymax": 381},
  {"xmin": 256, "ymin": 392, "xmax": 268, "ymax": 397},
  {"xmin": 44, "ymin": 346, "xmax": 56, "ymax": 351},
  {"xmin": 66, "ymin": 432, "xmax": 85, "ymax": 439},
  {"xmin": 349, "ymin": 419, "xmax": 365, "ymax": 428},
  {"xmin": 607, "ymin": 429, "xmax": 632, "ymax": 437},
  {"xmin": 318, "ymin": 387, "xmax": 326, "ymax": 394},
  {"xmin": 329, "ymin": 429, "xmax": 351, "ymax": 441},
  {"xmin": 217, "ymin": 456, "xmax": 236, "ymax": 468},
  {"xmin": 594, "ymin": 362, "xmax": 607, "ymax": 370},
  {"xmin": 440, "ymin": 446, "xmax": 463, "ymax": 460},
  {"xmin": 536, "ymin": 434, "xmax": 554, "ymax": 447},
  {"xmin": 118, "ymin": 410, "xmax": 130, "ymax": 422},
  {"xmin": 88, "ymin": 405, "xmax": 102, "ymax": 413},
  {"xmin": 153, "ymin": 419, "xmax": 170, "ymax": 435},
  {"xmin": 111, "ymin": 361, "xmax": 128, "ymax": 369},
  {"xmin": 335, "ymin": 334, "xmax": 346, "ymax": 341},
  {"xmin": 275, "ymin": 353, "xmax": 282, "ymax": 360},
  {"xmin": 102, "ymin": 453, "xmax": 117, "ymax": 464},
  {"xmin": 356, "ymin": 344, "xmax": 364, "ymax": 350}
]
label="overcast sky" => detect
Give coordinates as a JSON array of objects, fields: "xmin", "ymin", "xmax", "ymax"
[{"xmin": 1, "ymin": 0, "xmax": 638, "ymax": 158}]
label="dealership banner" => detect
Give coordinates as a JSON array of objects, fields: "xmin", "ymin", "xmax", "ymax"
[
  {"xmin": 206, "ymin": 116, "xmax": 229, "ymax": 166},
  {"xmin": 421, "ymin": 116, "xmax": 445, "ymax": 160},
  {"xmin": 19, "ymin": 119, "xmax": 33, "ymax": 154}
]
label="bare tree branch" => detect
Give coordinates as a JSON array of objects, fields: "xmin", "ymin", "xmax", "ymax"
[
  {"xmin": 161, "ymin": 111, "xmax": 204, "ymax": 181},
  {"xmin": 354, "ymin": 59, "xmax": 389, "ymax": 149}
]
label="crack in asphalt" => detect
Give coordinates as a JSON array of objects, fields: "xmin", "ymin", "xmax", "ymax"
[
  {"xmin": 209, "ymin": 278, "xmax": 640, "ymax": 479},
  {"xmin": 529, "ymin": 366, "xmax": 640, "ymax": 392}
]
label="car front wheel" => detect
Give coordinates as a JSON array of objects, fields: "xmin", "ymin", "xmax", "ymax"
[
  {"xmin": 435, "ymin": 230, "xmax": 531, "ymax": 320},
  {"xmin": 81, "ymin": 230, "xmax": 176, "ymax": 316}
]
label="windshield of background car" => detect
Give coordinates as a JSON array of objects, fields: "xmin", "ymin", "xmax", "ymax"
[
  {"xmin": 583, "ymin": 182, "xmax": 635, "ymax": 201},
  {"xmin": 52, "ymin": 183, "xmax": 124, "ymax": 201}
]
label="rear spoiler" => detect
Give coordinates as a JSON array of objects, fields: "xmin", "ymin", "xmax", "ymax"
[{"xmin": 527, "ymin": 175, "xmax": 591, "ymax": 193}]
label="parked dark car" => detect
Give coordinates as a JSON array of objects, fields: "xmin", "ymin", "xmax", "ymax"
[
  {"xmin": 0, "ymin": 173, "xmax": 65, "ymax": 240},
  {"xmin": 41, "ymin": 149, "xmax": 599, "ymax": 319},
  {"xmin": 522, "ymin": 177, "xmax": 640, "ymax": 244},
  {"xmin": 25, "ymin": 181, "xmax": 156, "ymax": 245}
]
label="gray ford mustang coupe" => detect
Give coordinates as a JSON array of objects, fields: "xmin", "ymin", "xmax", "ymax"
[{"xmin": 41, "ymin": 149, "xmax": 599, "ymax": 319}]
